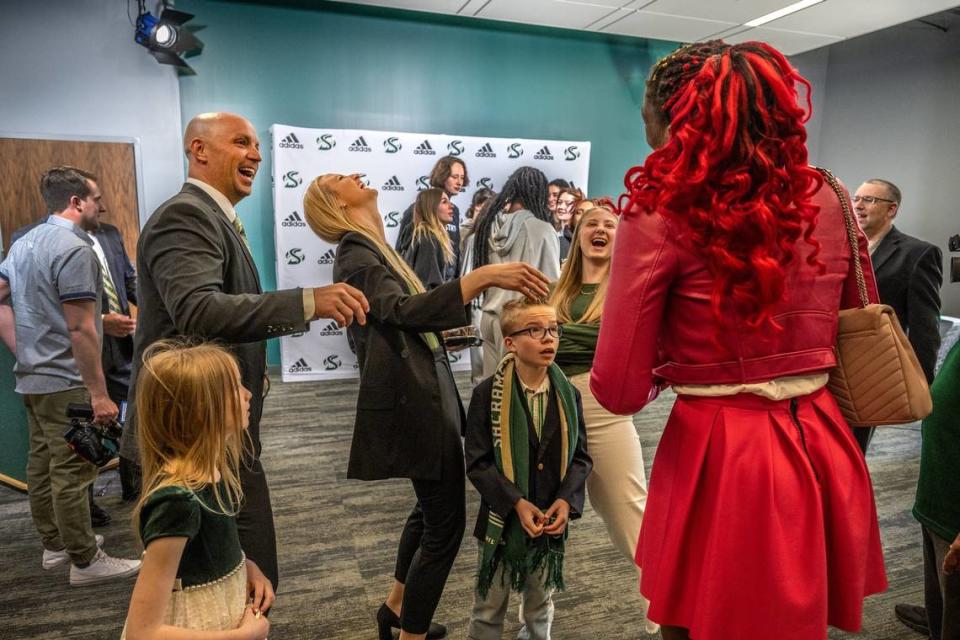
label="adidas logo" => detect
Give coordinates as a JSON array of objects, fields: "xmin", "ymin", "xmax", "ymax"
[
  {"xmin": 317, "ymin": 248, "xmax": 336, "ymax": 265},
  {"xmin": 318, "ymin": 321, "xmax": 344, "ymax": 337},
  {"xmin": 288, "ymin": 357, "xmax": 312, "ymax": 373},
  {"xmin": 475, "ymin": 142, "xmax": 496, "ymax": 158},
  {"xmin": 382, "ymin": 175, "xmax": 404, "ymax": 191},
  {"xmin": 279, "ymin": 132, "xmax": 304, "ymax": 149},
  {"xmin": 281, "ymin": 211, "xmax": 307, "ymax": 228},
  {"xmin": 414, "ymin": 140, "xmax": 436, "ymax": 156},
  {"xmin": 349, "ymin": 136, "xmax": 372, "ymax": 152},
  {"xmin": 533, "ymin": 145, "xmax": 554, "ymax": 160}
]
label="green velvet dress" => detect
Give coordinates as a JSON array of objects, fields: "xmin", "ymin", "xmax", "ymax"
[{"xmin": 121, "ymin": 483, "xmax": 247, "ymax": 636}]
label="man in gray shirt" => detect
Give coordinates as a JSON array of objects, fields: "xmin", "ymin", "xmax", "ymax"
[{"xmin": 0, "ymin": 166, "xmax": 140, "ymax": 586}]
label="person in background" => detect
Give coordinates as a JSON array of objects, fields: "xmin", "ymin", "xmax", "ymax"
[
  {"xmin": 403, "ymin": 188, "xmax": 457, "ymax": 290},
  {"xmin": 460, "ymin": 187, "xmax": 496, "ymax": 255},
  {"xmin": 852, "ymin": 178, "xmax": 943, "ymax": 454},
  {"xmin": 549, "ymin": 206, "xmax": 658, "ymax": 634},
  {"xmin": 0, "ymin": 166, "xmax": 141, "ymax": 586},
  {"xmin": 554, "ymin": 187, "xmax": 583, "ymax": 260},
  {"xmin": 471, "ymin": 167, "xmax": 562, "ymax": 377},
  {"xmin": 547, "ymin": 178, "xmax": 570, "ymax": 222},
  {"xmin": 396, "ymin": 156, "xmax": 469, "ymax": 271},
  {"xmin": 591, "ymin": 41, "xmax": 887, "ymax": 639}
]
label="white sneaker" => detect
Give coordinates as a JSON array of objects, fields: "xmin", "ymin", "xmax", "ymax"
[
  {"xmin": 69, "ymin": 548, "xmax": 141, "ymax": 586},
  {"xmin": 41, "ymin": 534, "xmax": 104, "ymax": 570}
]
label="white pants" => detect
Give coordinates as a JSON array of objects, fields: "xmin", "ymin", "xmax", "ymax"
[{"xmin": 570, "ymin": 371, "xmax": 658, "ymax": 634}]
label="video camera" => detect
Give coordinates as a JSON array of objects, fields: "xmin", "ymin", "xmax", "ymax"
[{"xmin": 63, "ymin": 403, "xmax": 122, "ymax": 467}]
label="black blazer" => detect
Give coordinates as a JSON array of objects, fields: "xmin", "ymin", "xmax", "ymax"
[
  {"xmin": 871, "ymin": 226, "xmax": 943, "ymax": 382},
  {"xmin": 404, "ymin": 234, "xmax": 455, "ymax": 290},
  {"xmin": 94, "ymin": 223, "xmax": 138, "ymax": 395},
  {"xmin": 334, "ymin": 232, "xmax": 470, "ymax": 481},
  {"xmin": 465, "ymin": 374, "xmax": 592, "ymax": 541},
  {"xmin": 12, "ymin": 220, "xmax": 137, "ymax": 396},
  {"xmin": 122, "ymin": 183, "xmax": 308, "ymax": 460}
]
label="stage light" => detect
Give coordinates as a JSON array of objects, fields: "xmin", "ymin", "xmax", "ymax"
[{"xmin": 134, "ymin": 2, "xmax": 203, "ymax": 75}]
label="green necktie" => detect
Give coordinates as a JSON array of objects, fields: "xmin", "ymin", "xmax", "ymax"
[
  {"xmin": 102, "ymin": 266, "xmax": 123, "ymax": 315},
  {"xmin": 232, "ymin": 216, "xmax": 252, "ymax": 251}
]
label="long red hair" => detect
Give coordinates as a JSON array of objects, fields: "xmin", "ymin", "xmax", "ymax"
[{"xmin": 621, "ymin": 41, "xmax": 824, "ymax": 330}]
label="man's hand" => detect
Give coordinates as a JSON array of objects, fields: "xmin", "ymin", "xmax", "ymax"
[
  {"xmin": 542, "ymin": 498, "xmax": 570, "ymax": 536},
  {"xmin": 313, "ymin": 283, "xmax": 369, "ymax": 328},
  {"xmin": 944, "ymin": 532, "xmax": 960, "ymax": 575},
  {"xmin": 514, "ymin": 498, "xmax": 545, "ymax": 538},
  {"xmin": 102, "ymin": 312, "xmax": 136, "ymax": 337},
  {"xmin": 91, "ymin": 393, "xmax": 119, "ymax": 424}
]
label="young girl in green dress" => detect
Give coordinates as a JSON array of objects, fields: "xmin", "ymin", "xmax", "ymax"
[{"xmin": 122, "ymin": 341, "xmax": 274, "ymax": 640}]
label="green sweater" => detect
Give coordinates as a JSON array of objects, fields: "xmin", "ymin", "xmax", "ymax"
[
  {"xmin": 913, "ymin": 339, "xmax": 960, "ymax": 542},
  {"xmin": 555, "ymin": 284, "xmax": 600, "ymax": 378}
]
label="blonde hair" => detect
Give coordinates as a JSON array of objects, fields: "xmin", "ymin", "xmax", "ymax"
[
  {"xmin": 412, "ymin": 188, "xmax": 454, "ymax": 265},
  {"xmin": 133, "ymin": 341, "xmax": 248, "ymax": 535},
  {"xmin": 303, "ymin": 175, "xmax": 426, "ymax": 294},
  {"xmin": 500, "ymin": 298, "xmax": 556, "ymax": 336},
  {"xmin": 549, "ymin": 207, "xmax": 616, "ymax": 324}
]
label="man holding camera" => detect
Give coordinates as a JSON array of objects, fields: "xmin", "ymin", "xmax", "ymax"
[{"xmin": 0, "ymin": 166, "xmax": 141, "ymax": 586}]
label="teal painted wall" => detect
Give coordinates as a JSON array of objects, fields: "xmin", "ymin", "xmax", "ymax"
[{"xmin": 178, "ymin": 0, "xmax": 676, "ymax": 364}]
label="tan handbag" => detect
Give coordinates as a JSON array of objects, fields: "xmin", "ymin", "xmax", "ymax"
[{"xmin": 819, "ymin": 168, "xmax": 933, "ymax": 427}]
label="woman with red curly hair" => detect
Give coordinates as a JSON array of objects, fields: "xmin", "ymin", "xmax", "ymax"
[{"xmin": 591, "ymin": 41, "xmax": 887, "ymax": 639}]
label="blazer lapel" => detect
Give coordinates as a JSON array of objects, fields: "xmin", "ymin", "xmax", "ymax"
[
  {"xmin": 181, "ymin": 184, "xmax": 262, "ymax": 291},
  {"xmin": 871, "ymin": 226, "xmax": 901, "ymax": 274},
  {"xmin": 537, "ymin": 391, "xmax": 560, "ymax": 457}
]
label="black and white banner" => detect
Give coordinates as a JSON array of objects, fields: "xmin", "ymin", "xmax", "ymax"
[{"xmin": 272, "ymin": 125, "xmax": 591, "ymax": 382}]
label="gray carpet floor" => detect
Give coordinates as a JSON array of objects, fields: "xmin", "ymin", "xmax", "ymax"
[{"xmin": 0, "ymin": 374, "xmax": 929, "ymax": 640}]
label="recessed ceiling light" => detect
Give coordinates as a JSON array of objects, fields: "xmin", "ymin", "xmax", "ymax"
[{"xmin": 743, "ymin": 0, "xmax": 826, "ymax": 28}]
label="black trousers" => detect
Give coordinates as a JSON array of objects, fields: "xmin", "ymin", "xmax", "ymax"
[
  {"xmin": 923, "ymin": 525, "xmax": 960, "ymax": 640},
  {"xmin": 853, "ymin": 426, "xmax": 875, "ymax": 454},
  {"xmin": 392, "ymin": 354, "xmax": 466, "ymax": 633}
]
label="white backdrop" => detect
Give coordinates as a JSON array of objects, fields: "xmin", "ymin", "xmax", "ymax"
[{"xmin": 271, "ymin": 125, "xmax": 591, "ymax": 382}]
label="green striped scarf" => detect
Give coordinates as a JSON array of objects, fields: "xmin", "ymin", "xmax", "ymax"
[{"xmin": 476, "ymin": 353, "xmax": 579, "ymax": 598}]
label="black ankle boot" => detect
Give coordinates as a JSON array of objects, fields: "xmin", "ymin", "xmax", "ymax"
[{"xmin": 376, "ymin": 603, "xmax": 447, "ymax": 639}]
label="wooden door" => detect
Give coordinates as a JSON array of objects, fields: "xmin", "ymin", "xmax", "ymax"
[{"xmin": 0, "ymin": 137, "xmax": 140, "ymax": 259}]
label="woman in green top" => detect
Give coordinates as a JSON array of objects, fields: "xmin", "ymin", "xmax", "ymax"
[
  {"xmin": 548, "ymin": 207, "xmax": 657, "ymax": 633},
  {"xmin": 123, "ymin": 342, "xmax": 273, "ymax": 640}
]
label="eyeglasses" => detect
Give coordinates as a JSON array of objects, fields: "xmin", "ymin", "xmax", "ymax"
[
  {"xmin": 852, "ymin": 195, "xmax": 894, "ymax": 205},
  {"xmin": 509, "ymin": 325, "xmax": 563, "ymax": 340}
]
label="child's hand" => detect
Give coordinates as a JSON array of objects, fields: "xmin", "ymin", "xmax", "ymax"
[
  {"xmin": 514, "ymin": 498, "xmax": 545, "ymax": 538},
  {"xmin": 239, "ymin": 604, "xmax": 270, "ymax": 639},
  {"xmin": 246, "ymin": 558, "xmax": 276, "ymax": 613},
  {"xmin": 944, "ymin": 532, "xmax": 960, "ymax": 575},
  {"xmin": 542, "ymin": 499, "xmax": 570, "ymax": 536}
]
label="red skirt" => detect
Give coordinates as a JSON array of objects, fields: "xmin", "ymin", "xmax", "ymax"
[{"xmin": 637, "ymin": 387, "xmax": 887, "ymax": 640}]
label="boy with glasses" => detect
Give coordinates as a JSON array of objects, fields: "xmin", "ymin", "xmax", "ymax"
[{"xmin": 464, "ymin": 298, "xmax": 592, "ymax": 640}]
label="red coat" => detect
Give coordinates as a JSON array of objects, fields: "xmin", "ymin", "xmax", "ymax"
[{"xmin": 591, "ymin": 182, "xmax": 879, "ymax": 415}]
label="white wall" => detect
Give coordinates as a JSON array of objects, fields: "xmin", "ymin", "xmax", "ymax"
[
  {"xmin": 793, "ymin": 11, "xmax": 960, "ymax": 316},
  {"xmin": 0, "ymin": 0, "xmax": 184, "ymax": 222}
]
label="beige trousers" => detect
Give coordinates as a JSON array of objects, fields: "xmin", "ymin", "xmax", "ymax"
[{"xmin": 570, "ymin": 372, "xmax": 658, "ymax": 633}]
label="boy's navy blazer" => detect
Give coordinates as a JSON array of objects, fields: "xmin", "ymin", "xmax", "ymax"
[{"xmin": 464, "ymin": 373, "xmax": 592, "ymax": 541}]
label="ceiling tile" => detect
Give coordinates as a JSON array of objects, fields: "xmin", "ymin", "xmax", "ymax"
[
  {"xmin": 765, "ymin": 0, "xmax": 960, "ymax": 37},
  {"xmin": 477, "ymin": 0, "xmax": 622, "ymax": 29},
  {"xmin": 640, "ymin": 0, "xmax": 798, "ymax": 24},
  {"xmin": 723, "ymin": 25, "xmax": 843, "ymax": 55},
  {"xmin": 598, "ymin": 9, "xmax": 737, "ymax": 40}
]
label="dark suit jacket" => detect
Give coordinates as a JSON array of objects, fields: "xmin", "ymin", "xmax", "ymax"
[
  {"xmin": 404, "ymin": 234, "xmax": 455, "ymax": 290},
  {"xmin": 871, "ymin": 226, "xmax": 943, "ymax": 382},
  {"xmin": 333, "ymin": 231, "xmax": 470, "ymax": 481},
  {"xmin": 395, "ymin": 201, "xmax": 461, "ymax": 272},
  {"xmin": 12, "ymin": 220, "xmax": 137, "ymax": 399},
  {"xmin": 465, "ymin": 374, "xmax": 592, "ymax": 541},
  {"xmin": 122, "ymin": 183, "xmax": 308, "ymax": 460}
]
